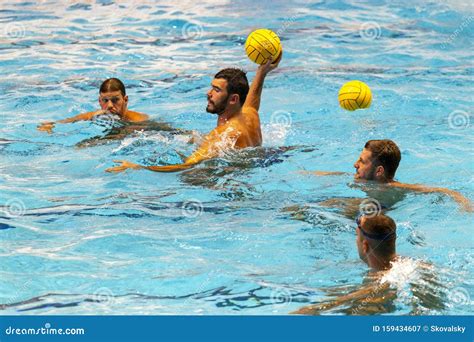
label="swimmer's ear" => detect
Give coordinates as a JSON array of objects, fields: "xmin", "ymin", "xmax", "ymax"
[
  {"xmin": 229, "ymin": 94, "xmax": 240, "ymax": 105},
  {"xmin": 124, "ymin": 95, "xmax": 129, "ymax": 104},
  {"xmin": 362, "ymin": 240, "xmax": 369, "ymax": 254},
  {"xmin": 375, "ymin": 165, "xmax": 385, "ymax": 178}
]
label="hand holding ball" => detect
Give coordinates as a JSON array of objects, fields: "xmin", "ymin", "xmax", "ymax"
[{"xmin": 245, "ymin": 29, "xmax": 282, "ymax": 65}]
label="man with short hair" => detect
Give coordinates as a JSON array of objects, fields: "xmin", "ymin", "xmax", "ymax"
[
  {"xmin": 354, "ymin": 139, "xmax": 400, "ymax": 182},
  {"xmin": 291, "ymin": 213, "xmax": 399, "ymax": 315},
  {"xmin": 107, "ymin": 55, "xmax": 281, "ymax": 173},
  {"xmin": 355, "ymin": 214, "xmax": 397, "ymax": 271},
  {"xmin": 311, "ymin": 139, "xmax": 472, "ymax": 211},
  {"xmin": 37, "ymin": 78, "xmax": 149, "ymax": 134}
]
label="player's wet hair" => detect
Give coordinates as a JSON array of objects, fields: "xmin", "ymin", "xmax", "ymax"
[
  {"xmin": 100, "ymin": 78, "xmax": 126, "ymax": 97},
  {"xmin": 214, "ymin": 68, "xmax": 249, "ymax": 106},
  {"xmin": 365, "ymin": 140, "xmax": 401, "ymax": 180}
]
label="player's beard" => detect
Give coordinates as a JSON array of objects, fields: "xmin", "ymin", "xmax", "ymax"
[
  {"xmin": 206, "ymin": 95, "xmax": 228, "ymax": 115},
  {"xmin": 365, "ymin": 164, "xmax": 378, "ymax": 181}
]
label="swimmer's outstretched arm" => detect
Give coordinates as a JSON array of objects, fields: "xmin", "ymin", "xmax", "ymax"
[
  {"xmin": 243, "ymin": 52, "xmax": 282, "ymax": 112},
  {"xmin": 107, "ymin": 160, "xmax": 197, "ymax": 173},
  {"xmin": 388, "ymin": 181, "xmax": 473, "ymax": 212},
  {"xmin": 76, "ymin": 122, "xmax": 193, "ymax": 148},
  {"xmin": 300, "ymin": 171, "xmax": 349, "ymax": 176},
  {"xmin": 37, "ymin": 109, "xmax": 107, "ymax": 134},
  {"xmin": 290, "ymin": 282, "xmax": 390, "ymax": 315},
  {"xmin": 106, "ymin": 155, "xmax": 198, "ymax": 173},
  {"xmin": 106, "ymin": 126, "xmax": 239, "ymax": 173}
]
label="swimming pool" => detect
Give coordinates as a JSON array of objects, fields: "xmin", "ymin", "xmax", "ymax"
[{"xmin": 0, "ymin": 0, "xmax": 472, "ymax": 315}]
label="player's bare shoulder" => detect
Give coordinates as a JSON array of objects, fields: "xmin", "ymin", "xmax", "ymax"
[
  {"xmin": 242, "ymin": 106, "xmax": 259, "ymax": 119},
  {"xmin": 126, "ymin": 110, "xmax": 149, "ymax": 122}
]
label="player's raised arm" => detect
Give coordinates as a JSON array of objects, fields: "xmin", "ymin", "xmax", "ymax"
[{"xmin": 243, "ymin": 53, "xmax": 281, "ymax": 112}]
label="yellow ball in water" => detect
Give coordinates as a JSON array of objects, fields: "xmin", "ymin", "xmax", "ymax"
[
  {"xmin": 338, "ymin": 80, "xmax": 372, "ymax": 111},
  {"xmin": 245, "ymin": 29, "xmax": 282, "ymax": 65}
]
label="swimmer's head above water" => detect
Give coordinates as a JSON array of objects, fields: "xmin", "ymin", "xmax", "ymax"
[
  {"xmin": 98, "ymin": 78, "xmax": 129, "ymax": 117},
  {"xmin": 354, "ymin": 139, "xmax": 401, "ymax": 183},
  {"xmin": 206, "ymin": 68, "xmax": 249, "ymax": 115},
  {"xmin": 356, "ymin": 214, "xmax": 397, "ymax": 271}
]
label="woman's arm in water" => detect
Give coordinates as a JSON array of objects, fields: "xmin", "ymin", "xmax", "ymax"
[
  {"xmin": 37, "ymin": 110, "xmax": 106, "ymax": 134},
  {"xmin": 389, "ymin": 181, "xmax": 473, "ymax": 212}
]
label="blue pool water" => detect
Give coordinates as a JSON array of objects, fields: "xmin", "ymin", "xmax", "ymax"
[{"xmin": 0, "ymin": 0, "xmax": 473, "ymax": 315}]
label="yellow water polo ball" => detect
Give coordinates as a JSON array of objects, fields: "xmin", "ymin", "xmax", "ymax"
[
  {"xmin": 338, "ymin": 80, "xmax": 372, "ymax": 111},
  {"xmin": 245, "ymin": 28, "xmax": 282, "ymax": 65}
]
